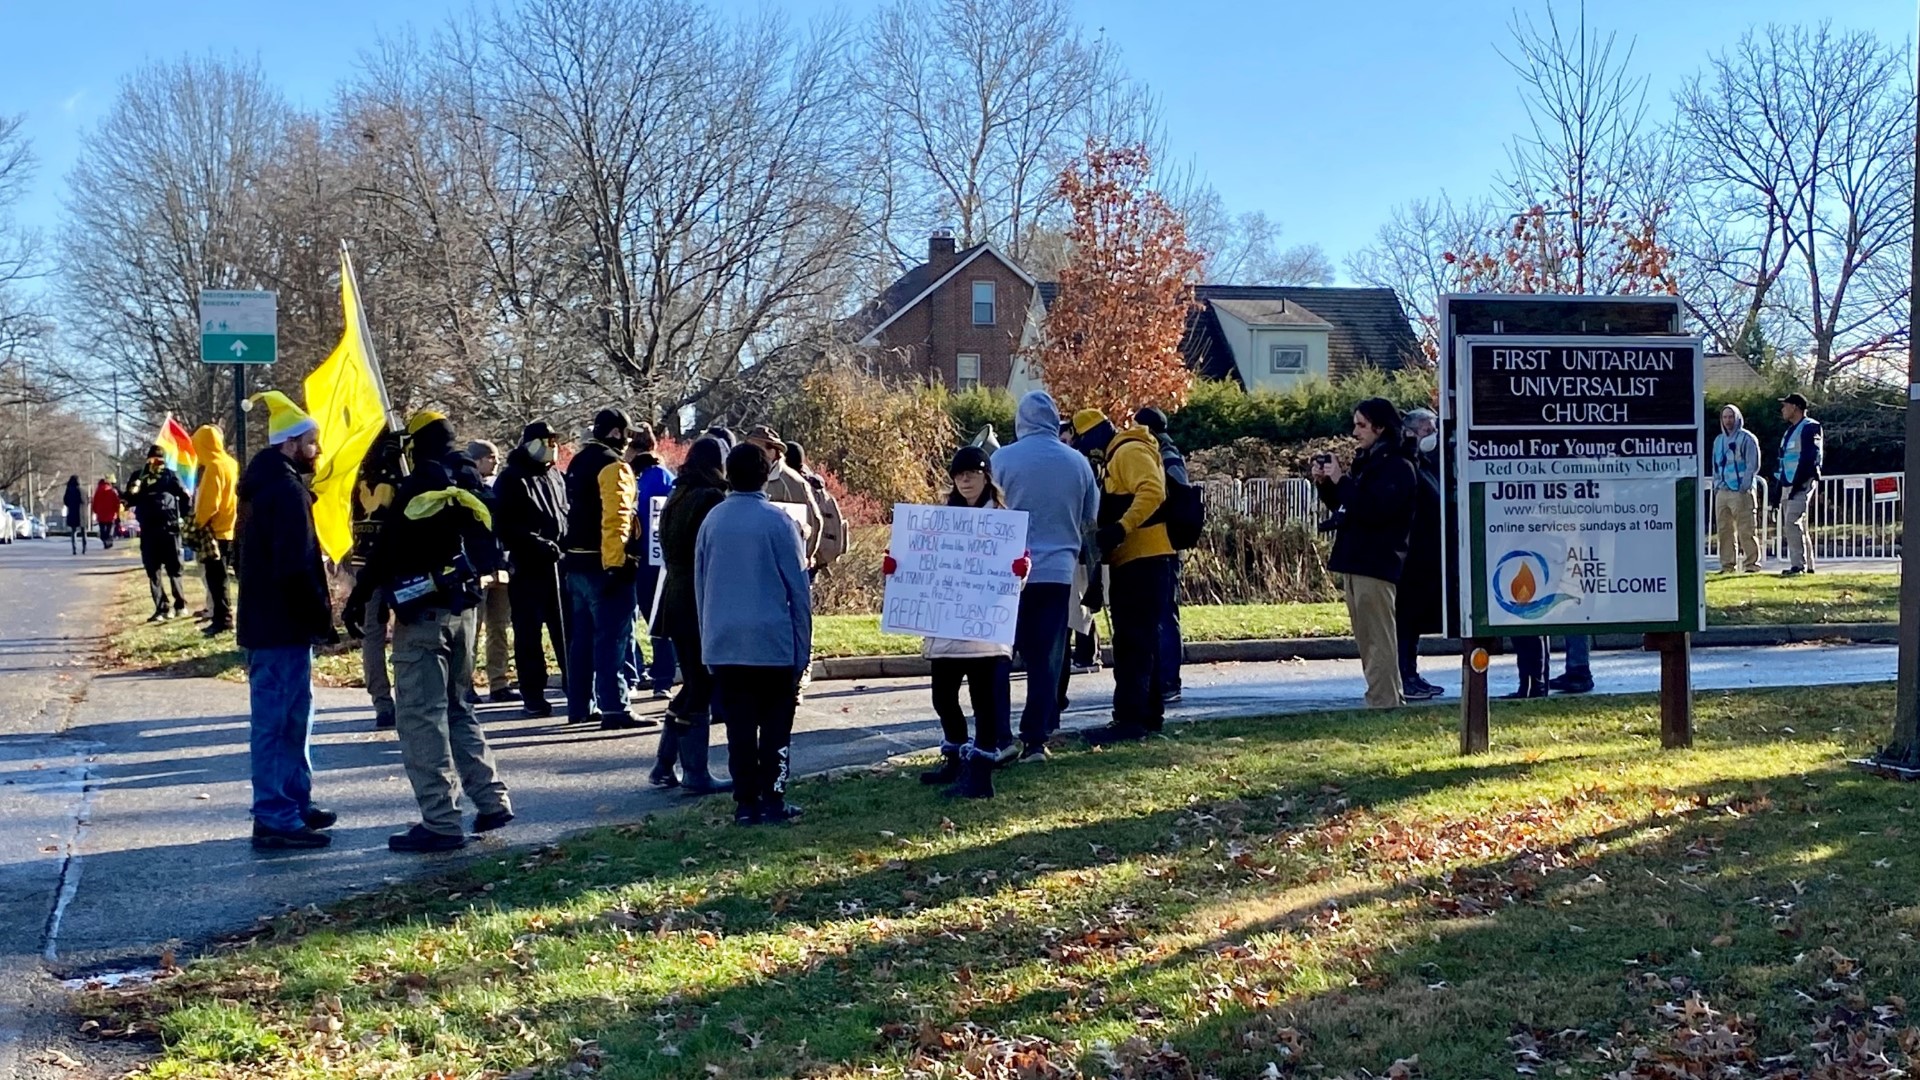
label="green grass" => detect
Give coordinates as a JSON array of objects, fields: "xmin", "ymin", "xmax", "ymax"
[
  {"xmin": 107, "ymin": 570, "xmax": 1900, "ymax": 685},
  {"xmin": 93, "ymin": 685, "xmax": 1920, "ymax": 1078}
]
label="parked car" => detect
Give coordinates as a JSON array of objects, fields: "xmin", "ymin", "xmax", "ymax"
[
  {"xmin": 0, "ymin": 502, "xmax": 17, "ymax": 543},
  {"xmin": 27, "ymin": 513, "xmax": 48, "ymax": 539},
  {"xmin": 5, "ymin": 505, "xmax": 29, "ymax": 540}
]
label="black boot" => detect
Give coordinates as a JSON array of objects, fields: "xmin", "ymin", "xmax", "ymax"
[
  {"xmin": 649, "ymin": 718, "xmax": 682, "ymax": 788},
  {"xmin": 943, "ymin": 754, "xmax": 994, "ymax": 800},
  {"xmin": 1548, "ymin": 668, "xmax": 1594, "ymax": 694},
  {"xmin": 676, "ymin": 717, "xmax": 733, "ymax": 795},
  {"xmin": 1503, "ymin": 676, "xmax": 1549, "ymax": 700},
  {"xmin": 920, "ymin": 747, "xmax": 963, "ymax": 786}
]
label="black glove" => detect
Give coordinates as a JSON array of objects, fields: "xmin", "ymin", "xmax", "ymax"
[
  {"xmin": 341, "ymin": 590, "xmax": 369, "ymax": 641},
  {"xmin": 540, "ymin": 538, "xmax": 562, "ymax": 561},
  {"xmin": 1083, "ymin": 572, "xmax": 1106, "ymax": 614},
  {"xmin": 1096, "ymin": 522, "xmax": 1127, "ymax": 556}
]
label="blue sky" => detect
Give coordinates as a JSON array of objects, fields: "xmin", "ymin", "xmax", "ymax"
[{"xmin": 0, "ymin": 0, "xmax": 1909, "ymax": 283}]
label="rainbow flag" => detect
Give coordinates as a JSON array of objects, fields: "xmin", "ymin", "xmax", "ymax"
[{"xmin": 153, "ymin": 414, "xmax": 198, "ymax": 497}]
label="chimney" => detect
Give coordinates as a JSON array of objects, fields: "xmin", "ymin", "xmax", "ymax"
[{"xmin": 928, "ymin": 228, "xmax": 957, "ymax": 274}]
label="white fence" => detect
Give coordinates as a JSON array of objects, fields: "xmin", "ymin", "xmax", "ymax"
[{"xmin": 1199, "ymin": 473, "xmax": 1901, "ymax": 563}]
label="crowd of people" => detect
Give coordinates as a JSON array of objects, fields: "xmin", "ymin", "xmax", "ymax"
[{"xmin": 59, "ymin": 384, "xmax": 1826, "ymax": 852}]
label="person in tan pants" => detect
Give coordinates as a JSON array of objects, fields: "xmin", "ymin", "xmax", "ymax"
[
  {"xmin": 1710, "ymin": 404, "xmax": 1763, "ymax": 572},
  {"xmin": 1314, "ymin": 398, "xmax": 1418, "ymax": 709}
]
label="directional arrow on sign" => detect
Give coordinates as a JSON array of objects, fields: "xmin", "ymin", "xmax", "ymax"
[{"xmin": 229, "ymin": 340, "xmax": 249, "ymax": 357}]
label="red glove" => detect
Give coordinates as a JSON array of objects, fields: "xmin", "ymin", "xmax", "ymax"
[
  {"xmin": 882, "ymin": 553, "xmax": 898, "ymax": 576},
  {"xmin": 1012, "ymin": 552, "xmax": 1032, "ymax": 579}
]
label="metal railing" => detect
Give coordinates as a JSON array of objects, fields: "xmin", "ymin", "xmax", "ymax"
[{"xmin": 1198, "ymin": 472, "xmax": 1900, "ymax": 564}]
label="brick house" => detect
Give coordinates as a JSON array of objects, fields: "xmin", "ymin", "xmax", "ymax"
[
  {"xmin": 851, "ymin": 233, "xmax": 1421, "ymax": 392},
  {"xmin": 848, "ymin": 231, "xmax": 1043, "ymax": 391}
]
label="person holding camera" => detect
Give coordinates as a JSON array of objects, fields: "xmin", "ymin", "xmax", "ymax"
[
  {"xmin": 344, "ymin": 411, "xmax": 515, "ymax": 853},
  {"xmin": 1313, "ymin": 398, "xmax": 1417, "ymax": 709}
]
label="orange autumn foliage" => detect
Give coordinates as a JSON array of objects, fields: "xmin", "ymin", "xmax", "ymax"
[
  {"xmin": 1444, "ymin": 203, "xmax": 1678, "ymax": 299},
  {"xmin": 1028, "ymin": 142, "xmax": 1203, "ymax": 421}
]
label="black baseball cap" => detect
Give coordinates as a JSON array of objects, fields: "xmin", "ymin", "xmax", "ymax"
[
  {"xmin": 1779, "ymin": 393, "xmax": 1811, "ymax": 410},
  {"xmin": 521, "ymin": 421, "xmax": 558, "ymax": 443}
]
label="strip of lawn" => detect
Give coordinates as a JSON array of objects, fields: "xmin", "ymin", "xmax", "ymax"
[
  {"xmin": 108, "ymin": 570, "xmax": 1898, "ymax": 685},
  {"xmin": 89, "ymin": 684, "xmax": 1920, "ymax": 1079}
]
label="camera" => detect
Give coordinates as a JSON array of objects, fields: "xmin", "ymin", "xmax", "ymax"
[{"xmin": 1311, "ymin": 453, "xmax": 1334, "ymax": 467}]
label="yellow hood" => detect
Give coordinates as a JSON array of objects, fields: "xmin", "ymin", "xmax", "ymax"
[{"xmin": 190, "ymin": 425, "xmax": 230, "ymax": 462}]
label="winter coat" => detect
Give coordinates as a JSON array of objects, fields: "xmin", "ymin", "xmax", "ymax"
[
  {"xmin": 804, "ymin": 471, "xmax": 848, "ymax": 570},
  {"xmin": 494, "ymin": 443, "xmax": 568, "ymax": 573},
  {"xmin": 1316, "ymin": 440, "xmax": 1415, "ymax": 584},
  {"xmin": 63, "ymin": 481, "xmax": 84, "ymax": 528},
  {"xmin": 651, "ymin": 439, "xmax": 728, "ymax": 640},
  {"xmin": 631, "ymin": 452, "xmax": 675, "ymax": 557},
  {"xmin": 1094, "ymin": 426, "xmax": 1172, "ymax": 566},
  {"xmin": 562, "ymin": 439, "xmax": 636, "ymax": 573},
  {"xmin": 190, "ymin": 426, "xmax": 239, "ymax": 541},
  {"xmin": 994, "ymin": 392, "xmax": 1098, "ymax": 586},
  {"xmin": 90, "ymin": 482, "xmax": 120, "ymax": 526},
  {"xmin": 695, "ymin": 491, "xmax": 813, "ymax": 669},
  {"xmin": 764, "ymin": 461, "xmax": 824, "ymax": 567},
  {"xmin": 235, "ymin": 448, "xmax": 333, "ymax": 650},
  {"xmin": 124, "ymin": 464, "xmax": 188, "ymax": 539},
  {"xmin": 1394, "ymin": 439, "xmax": 1444, "ymax": 636},
  {"xmin": 359, "ymin": 446, "xmax": 500, "ymax": 618}
]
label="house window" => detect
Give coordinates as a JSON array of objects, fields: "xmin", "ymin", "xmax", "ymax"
[
  {"xmin": 971, "ymin": 281, "xmax": 996, "ymax": 325},
  {"xmin": 1270, "ymin": 345, "xmax": 1307, "ymax": 374},
  {"xmin": 956, "ymin": 353, "xmax": 981, "ymax": 391}
]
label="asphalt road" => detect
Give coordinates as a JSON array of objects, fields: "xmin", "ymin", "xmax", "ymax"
[{"xmin": 0, "ymin": 542, "xmax": 1903, "ymax": 1075}]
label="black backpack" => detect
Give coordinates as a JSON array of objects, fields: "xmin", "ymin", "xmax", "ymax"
[{"xmin": 1148, "ymin": 442, "xmax": 1205, "ymax": 551}]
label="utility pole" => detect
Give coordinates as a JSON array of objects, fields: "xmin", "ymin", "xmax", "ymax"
[{"xmin": 1868, "ymin": 13, "xmax": 1920, "ymax": 774}]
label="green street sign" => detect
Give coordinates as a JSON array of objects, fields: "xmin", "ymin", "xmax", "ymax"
[{"xmin": 198, "ymin": 290, "xmax": 277, "ymax": 365}]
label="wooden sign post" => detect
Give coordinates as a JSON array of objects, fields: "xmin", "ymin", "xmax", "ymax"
[{"xmin": 1436, "ymin": 296, "xmax": 1704, "ymax": 755}]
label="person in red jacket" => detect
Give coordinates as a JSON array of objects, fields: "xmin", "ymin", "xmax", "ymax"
[{"xmin": 90, "ymin": 479, "xmax": 121, "ymax": 549}]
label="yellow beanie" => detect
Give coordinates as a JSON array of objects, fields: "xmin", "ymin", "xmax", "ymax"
[
  {"xmin": 1071, "ymin": 408, "xmax": 1108, "ymax": 437},
  {"xmin": 245, "ymin": 391, "xmax": 317, "ymax": 445},
  {"xmin": 406, "ymin": 410, "xmax": 448, "ymax": 436}
]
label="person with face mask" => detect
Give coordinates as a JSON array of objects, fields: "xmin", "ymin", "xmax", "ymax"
[
  {"xmin": 1395, "ymin": 409, "xmax": 1444, "ymax": 700},
  {"xmin": 125, "ymin": 442, "xmax": 192, "ymax": 621},
  {"xmin": 561, "ymin": 408, "xmax": 646, "ymax": 730},
  {"xmin": 235, "ymin": 391, "xmax": 339, "ymax": 850},
  {"xmin": 344, "ymin": 411, "xmax": 514, "ymax": 853},
  {"xmin": 465, "ymin": 439, "xmax": 516, "ymax": 703},
  {"xmin": 494, "ymin": 421, "xmax": 570, "ymax": 718}
]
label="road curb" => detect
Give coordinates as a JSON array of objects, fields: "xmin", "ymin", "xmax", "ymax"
[{"xmin": 810, "ymin": 622, "xmax": 1900, "ymax": 682}]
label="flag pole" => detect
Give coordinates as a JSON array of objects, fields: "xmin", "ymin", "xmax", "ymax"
[{"xmin": 339, "ymin": 240, "xmax": 399, "ymax": 432}]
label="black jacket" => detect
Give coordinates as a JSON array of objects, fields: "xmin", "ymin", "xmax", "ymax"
[
  {"xmin": 63, "ymin": 482, "xmax": 85, "ymax": 528},
  {"xmin": 235, "ymin": 448, "xmax": 333, "ymax": 650},
  {"xmin": 494, "ymin": 444, "xmax": 568, "ymax": 572},
  {"xmin": 1395, "ymin": 440, "xmax": 1444, "ymax": 635},
  {"xmin": 1317, "ymin": 441, "xmax": 1416, "ymax": 584},
  {"xmin": 358, "ymin": 449, "xmax": 500, "ymax": 618},
  {"xmin": 650, "ymin": 441, "xmax": 728, "ymax": 640},
  {"xmin": 125, "ymin": 465, "xmax": 188, "ymax": 538}
]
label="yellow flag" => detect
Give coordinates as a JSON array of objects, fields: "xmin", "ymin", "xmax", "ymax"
[{"xmin": 304, "ymin": 250, "xmax": 390, "ymax": 563}]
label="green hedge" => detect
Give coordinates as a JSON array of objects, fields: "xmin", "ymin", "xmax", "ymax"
[
  {"xmin": 1165, "ymin": 369, "xmax": 1438, "ymax": 451},
  {"xmin": 1708, "ymin": 377, "xmax": 1904, "ymax": 477}
]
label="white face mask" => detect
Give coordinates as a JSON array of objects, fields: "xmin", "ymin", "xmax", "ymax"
[
  {"xmin": 527, "ymin": 441, "xmax": 553, "ymax": 464},
  {"xmin": 1419, "ymin": 433, "xmax": 1438, "ymax": 453}
]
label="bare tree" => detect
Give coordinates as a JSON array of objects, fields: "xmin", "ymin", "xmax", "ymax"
[
  {"xmin": 1673, "ymin": 22, "xmax": 1913, "ymax": 385},
  {"xmin": 1347, "ymin": 195, "xmax": 1504, "ymax": 355},
  {"xmin": 1495, "ymin": 1, "xmax": 1671, "ymax": 296},
  {"xmin": 0, "ymin": 113, "xmax": 48, "ymax": 385},
  {"xmin": 480, "ymin": 0, "xmax": 867, "ymax": 427},
  {"xmin": 1186, "ymin": 201, "xmax": 1332, "ymax": 285},
  {"xmin": 57, "ymin": 56, "xmax": 309, "ymax": 429},
  {"xmin": 861, "ymin": 0, "xmax": 1153, "ymax": 268}
]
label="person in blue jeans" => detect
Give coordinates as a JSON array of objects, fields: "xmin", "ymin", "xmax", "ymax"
[
  {"xmin": 561, "ymin": 408, "xmax": 647, "ymax": 730},
  {"xmin": 621, "ymin": 424, "xmax": 678, "ymax": 697},
  {"xmin": 234, "ymin": 391, "xmax": 338, "ymax": 850},
  {"xmin": 1550, "ymin": 636, "xmax": 1593, "ymax": 694}
]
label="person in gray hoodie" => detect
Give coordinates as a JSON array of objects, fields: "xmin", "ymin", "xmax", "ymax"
[
  {"xmin": 696, "ymin": 443, "xmax": 814, "ymax": 826},
  {"xmin": 1711, "ymin": 404, "xmax": 1763, "ymax": 573},
  {"xmin": 992, "ymin": 391, "xmax": 1099, "ymax": 761}
]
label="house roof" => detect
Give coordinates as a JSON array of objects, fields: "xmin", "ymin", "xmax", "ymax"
[
  {"xmin": 1209, "ymin": 297, "xmax": 1334, "ymax": 329},
  {"xmin": 852, "ymin": 242, "xmax": 1038, "ymax": 347},
  {"xmin": 1704, "ymin": 352, "xmax": 1766, "ymax": 392},
  {"xmin": 1168, "ymin": 286, "xmax": 1422, "ymax": 380}
]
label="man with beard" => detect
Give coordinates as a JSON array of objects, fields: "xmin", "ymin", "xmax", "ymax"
[{"xmin": 235, "ymin": 392, "xmax": 339, "ymax": 850}]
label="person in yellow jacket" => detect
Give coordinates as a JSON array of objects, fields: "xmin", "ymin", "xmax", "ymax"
[
  {"xmin": 561, "ymin": 408, "xmax": 647, "ymax": 730},
  {"xmin": 190, "ymin": 424, "xmax": 240, "ymax": 636},
  {"xmin": 1070, "ymin": 408, "xmax": 1175, "ymax": 744}
]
